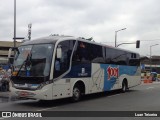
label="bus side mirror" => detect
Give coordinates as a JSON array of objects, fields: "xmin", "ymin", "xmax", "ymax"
[
  {"xmin": 136, "ymin": 40, "xmax": 140, "ymax": 48},
  {"xmin": 56, "ymin": 45, "xmax": 62, "ymax": 59}
]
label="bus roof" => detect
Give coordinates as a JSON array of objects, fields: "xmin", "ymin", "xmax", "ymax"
[
  {"xmin": 21, "ymin": 35, "xmax": 139, "ymax": 56},
  {"xmin": 21, "ymin": 35, "xmax": 75, "ymax": 46}
]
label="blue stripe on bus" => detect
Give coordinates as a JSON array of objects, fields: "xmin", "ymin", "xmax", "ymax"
[
  {"xmin": 64, "ymin": 63, "xmax": 91, "ymax": 78},
  {"xmin": 64, "ymin": 63, "xmax": 138, "ymax": 91},
  {"xmin": 100, "ymin": 64, "xmax": 138, "ymax": 91}
]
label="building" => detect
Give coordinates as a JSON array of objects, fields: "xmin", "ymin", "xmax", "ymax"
[
  {"xmin": 0, "ymin": 41, "xmax": 21, "ymax": 65},
  {"xmin": 141, "ymin": 56, "xmax": 160, "ymax": 73}
]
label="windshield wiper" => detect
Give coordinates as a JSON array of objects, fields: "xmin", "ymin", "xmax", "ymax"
[{"xmin": 16, "ymin": 53, "xmax": 32, "ymax": 77}]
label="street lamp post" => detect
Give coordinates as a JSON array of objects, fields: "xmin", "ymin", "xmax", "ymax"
[
  {"xmin": 13, "ymin": 0, "xmax": 17, "ymax": 56},
  {"xmin": 13, "ymin": 0, "xmax": 24, "ymax": 55},
  {"xmin": 115, "ymin": 28, "xmax": 126, "ymax": 47},
  {"xmin": 14, "ymin": 0, "xmax": 16, "ymax": 48},
  {"xmin": 150, "ymin": 44, "xmax": 159, "ymax": 72}
]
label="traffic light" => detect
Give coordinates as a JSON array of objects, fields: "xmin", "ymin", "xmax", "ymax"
[{"xmin": 136, "ymin": 40, "xmax": 140, "ymax": 48}]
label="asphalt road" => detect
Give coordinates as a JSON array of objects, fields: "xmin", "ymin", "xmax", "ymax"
[{"xmin": 1, "ymin": 82, "xmax": 160, "ymax": 119}]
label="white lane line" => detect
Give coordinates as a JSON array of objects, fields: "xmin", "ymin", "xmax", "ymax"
[
  {"xmin": 107, "ymin": 94, "xmax": 121, "ymax": 97},
  {"xmin": 146, "ymin": 87, "xmax": 154, "ymax": 90},
  {"xmin": 35, "ymin": 107, "xmax": 57, "ymax": 111},
  {"xmin": 0, "ymin": 117, "xmax": 8, "ymax": 120}
]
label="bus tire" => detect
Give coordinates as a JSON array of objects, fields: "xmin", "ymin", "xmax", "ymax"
[
  {"xmin": 121, "ymin": 80, "xmax": 128, "ymax": 93},
  {"xmin": 71, "ymin": 85, "xmax": 81, "ymax": 102}
]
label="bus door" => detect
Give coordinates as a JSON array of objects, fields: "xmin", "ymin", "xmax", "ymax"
[{"xmin": 52, "ymin": 40, "xmax": 76, "ymax": 98}]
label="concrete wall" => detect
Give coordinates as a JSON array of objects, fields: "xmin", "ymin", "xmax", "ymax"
[{"xmin": 0, "ymin": 41, "xmax": 21, "ymax": 64}]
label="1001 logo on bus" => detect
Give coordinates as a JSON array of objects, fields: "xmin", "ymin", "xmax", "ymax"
[{"xmin": 107, "ymin": 66, "xmax": 119, "ymax": 80}]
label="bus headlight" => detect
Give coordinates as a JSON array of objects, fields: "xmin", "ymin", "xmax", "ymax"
[{"xmin": 37, "ymin": 80, "xmax": 53, "ymax": 90}]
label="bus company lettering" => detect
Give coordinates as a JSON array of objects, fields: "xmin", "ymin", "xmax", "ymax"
[{"xmin": 107, "ymin": 66, "xmax": 119, "ymax": 80}]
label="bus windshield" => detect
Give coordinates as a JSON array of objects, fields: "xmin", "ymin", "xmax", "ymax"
[{"xmin": 13, "ymin": 44, "xmax": 54, "ymax": 77}]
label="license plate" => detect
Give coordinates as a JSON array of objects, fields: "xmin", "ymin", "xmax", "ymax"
[{"xmin": 19, "ymin": 91, "xmax": 29, "ymax": 97}]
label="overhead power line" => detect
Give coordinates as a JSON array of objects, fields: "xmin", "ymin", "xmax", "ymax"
[
  {"xmin": 140, "ymin": 39, "xmax": 160, "ymax": 41},
  {"xmin": 103, "ymin": 39, "xmax": 160, "ymax": 43}
]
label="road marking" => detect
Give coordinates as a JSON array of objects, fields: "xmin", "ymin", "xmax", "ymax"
[
  {"xmin": 107, "ymin": 94, "xmax": 121, "ymax": 97},
  {"xmin": 35, "ymin": 107, "xmax": 57, "ymax": 111},
  {"xmin": 146, "ymin": 87, "xmax": 154, "ymax": 90},
  {"xmin": 0, "ymin": 117, "xmax": 5, "ymax": 120},
  {"xmin": 35, "ymin": 94, "xmax": 121, "ymax": 111}
]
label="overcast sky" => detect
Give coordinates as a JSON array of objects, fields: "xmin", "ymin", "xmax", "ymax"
[{"xmin": 0, "ymin": 0, "xmax": 160, "ymax": 56}]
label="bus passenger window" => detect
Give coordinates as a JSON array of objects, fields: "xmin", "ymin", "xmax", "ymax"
[
  {"xmin": 77, "ymin": 42, "xmax": 86, "ymax": 61},
  {"xmin": 76, "ymin": 42, "xmax": 89, "ymax": 62},
  {"xmin": 90, "ymin": 44, "xmax": 104, "ymax": 63}
]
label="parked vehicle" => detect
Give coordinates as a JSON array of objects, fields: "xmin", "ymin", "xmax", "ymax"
[
  {"xmin": 151, "ymin": 72, "xmax": 158, "ymax": 81},
  {"xmin": 0, "ymin": 70, "xmax": 10, "ymax": 91}
]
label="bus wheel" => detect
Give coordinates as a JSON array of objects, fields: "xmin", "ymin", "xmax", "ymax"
[
  {"xmin": 121, "ymin": 81, "xmax": 127, "ymax": 93},
  {"xmin": 71, "ymin": 85, "xmax": 81, "ymax": 102}
]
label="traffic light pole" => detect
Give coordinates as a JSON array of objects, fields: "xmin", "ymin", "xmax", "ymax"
[
  {"xmin": 117, "ymin": 40, "xmax": 140, "ymax": 48},
  {"xmin": 117, "ymin": 42, "xmax": 135, "ymax": 47}
]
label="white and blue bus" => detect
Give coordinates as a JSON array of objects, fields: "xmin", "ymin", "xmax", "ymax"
[{"xmin": 8, "ymin": 35, "xmax": 141, "ymax": 101}]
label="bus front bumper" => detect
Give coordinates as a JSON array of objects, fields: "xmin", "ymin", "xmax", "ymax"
[{"xmin": 10, "ymin": 84, "xmax": 53, "ymax": 100}]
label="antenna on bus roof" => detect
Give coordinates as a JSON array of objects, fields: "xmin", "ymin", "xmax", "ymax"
[
  {"xmin": 86, "ymin": 37, "xmax": 93, "ymax": 41},
  {"xmin": 50, "ymin": 34, "xmax": 59, "ymax": 36},
  {"xmin": 28, "ymin": 23, "xmax": 32, "ymax": 40},
  {"xmin": 79, "ymin": 37, "xmax": 95, "ymax": 42}
]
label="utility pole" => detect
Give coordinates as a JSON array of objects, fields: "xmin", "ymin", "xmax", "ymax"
[
  {"xmin": 13, "ymin": 0, "xmax": 24, "ymax": 56},
  {"xmin": 13, "ymin": 0, "xmax": 16, "ymax": 48},
  {"xmin": 28, "ymin": 23, "xmax": 32, "ymax": 40}
]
